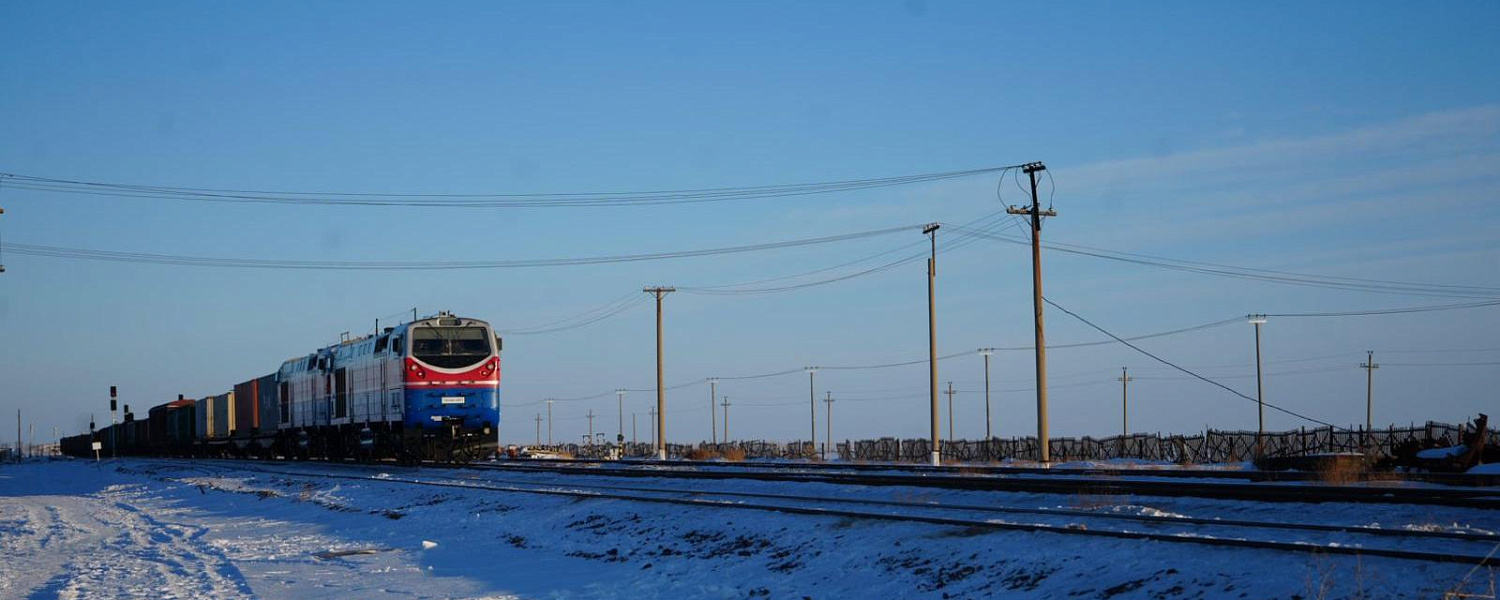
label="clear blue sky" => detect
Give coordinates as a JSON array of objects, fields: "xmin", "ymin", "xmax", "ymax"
[{"xmin": 2, "ymin": 1, "xmax": 1497, "ymax": 448}]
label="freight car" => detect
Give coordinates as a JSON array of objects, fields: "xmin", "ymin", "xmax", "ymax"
[{"xmin": 60, "ymin": 312, "xmax": 502, "ymax": 463}]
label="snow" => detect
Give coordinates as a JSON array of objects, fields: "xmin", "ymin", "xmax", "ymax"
[
  {"xmin": 1, "ymin": 458, "xmax": 1495, "ymax": 599},
  {"xmin": 1418, "ymin": 445, "xmax": 1468, "ymax": 459},
  {"xmin": 1468, "ymin": 463, "xmax": 1500, "ymax": 474}
]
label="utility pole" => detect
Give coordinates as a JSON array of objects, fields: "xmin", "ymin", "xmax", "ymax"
[
  {"xmin": 823, "ymin": 391, "xmax": 834, "ymax": 460},
  {"xmin": 805, "ymin": 367, "xmax": 818, "ymax": 459},
  {"xmin": 979, "ymin": 349, "xmax": 995, "ymax": 441},
  {"xmin": 1118, "ymin": 367, "xmax": 1132, "ymax": 456},
  {"xmin": 546, "ymin": 399, "xmax": 554, "ymax": 446},
  {"xmin": 534, "ymin": 413, "xmax": 542, "ymax": 446},
  {"xmin": 721, "ymin": 396, "xmax": 730, "ymax": 442},
  {"xmin": 616, "ymin": 389, "xmax": 626, "ymax": 445},
  {"xmin": 1006, "ymin": 162, "xmax": 1056, "ymax": 462},
  {"xmin": 648, "ymin": 406, "xmax": 657, "ymax": 449},
  {"xmin": 1360, "ymin": 350, "xmax": 1379, "ymax": 451},
  {"xmin": 708, "ymin": 378, "xmax": 718, "ymax": 446},
  {"xmin": 1247, "ymin": 314, "xmax": 1267, "ymax": 458},
  {"xmin": 0, "ymin": 206, "xmax": 7, "ymax": 274},
  {"xmin": 632, "ymin": 412, "xmax": 638, "ymax": 447},
  {"xmin": 923, "ymin": 222, "xmax": 942, "ymax": 466},
  {"xmin": 944, "ymin": 382, "xmax": 957, "ymax": 442},
  {"xmin": 644, "ymin": 286, "xmax": 675, "ymax": 460},
  {"xmin": 586, "ymin": 410, "xmax": 595, "ymax": 453},
  {"xmin": 15, "ymin": 409, "xmax": 20, "ymax": 462}
]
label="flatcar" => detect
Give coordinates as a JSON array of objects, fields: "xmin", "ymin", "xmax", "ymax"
[{"xmin": 60, "ymin": 311, "xmax": 502, "ymax": 463}]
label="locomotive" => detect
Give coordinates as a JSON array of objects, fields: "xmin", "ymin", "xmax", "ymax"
[{"xmin": 61, "ymin": 312, "xmax": 502, "ymax": 463}]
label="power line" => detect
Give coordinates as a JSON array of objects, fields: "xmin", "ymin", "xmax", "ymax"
[
  {"xmin": 1041, "ymin": 296, "xmax": 1342, "ymax": 429},
  {"xmin": 498, "ymin": 293, "xmax": 648, "ymax": 336},
  {"xmin": 0, "ymin": 164, "xmax": 1024, "ymax": 208},
  {"xmin": 946, "ymin": 225, "xmax": 1500, "ymax": 300},
  {"xmin": 3, "ymin": 223, "xmax": 920, "ymax": 270}
]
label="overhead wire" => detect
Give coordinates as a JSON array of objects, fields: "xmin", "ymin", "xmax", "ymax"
[
  {"xmin": 3, "ymin": 223, "xmax": 921, "ymax": 270},
  {"xmin": 0, "ymin": 165, "xmax": 1024, "ymax": 208},
  {"xmin": 946, "ymin": 225, "xmax": 1500, "ymax": 299},
  {"xmin": 1041, "ymin": 296, "xmax": 1342, "ymax": 429}
]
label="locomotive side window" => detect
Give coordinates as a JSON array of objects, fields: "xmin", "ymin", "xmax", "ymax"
[
  {"xmin": 375, "ymin": 335, "xmax": 388, "ymax": 353},
  {"xmin": 411, "ymin": 326, "xmax": 492, "ymax": 369}
]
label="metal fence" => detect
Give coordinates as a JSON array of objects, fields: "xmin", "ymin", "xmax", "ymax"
[{"xmin": 532, "ymin": 421, "xmax": 1494, "ymax": 464}]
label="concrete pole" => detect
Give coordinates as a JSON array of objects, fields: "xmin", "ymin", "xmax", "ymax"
[
  {"xmin": 709, "ymin": 379, "xmax": 718, "ymax": 446},
  {"xmin": 823, "ymin": 391, "xmax": 833, "ymax": 460},
  {"xmin": 1248, "ymin": 315, "xmax": 1267, "ymax": 458},
  {"xmin": 806, "ymin": 368, "xmax": 818, "ymax": 459},
  {"xmin": 924, "ymin": 223, "xmax": 941, "ymax": 466}
]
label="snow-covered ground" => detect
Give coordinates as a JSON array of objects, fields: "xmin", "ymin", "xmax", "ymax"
[{"xmin": 0, "ymin": 459, "xmax": 1494, "ymax": 599}]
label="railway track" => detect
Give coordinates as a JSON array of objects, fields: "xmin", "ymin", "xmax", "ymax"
[
  {"xmin": 472, "ymin": 460, "xmax": 1500, "ymax": 509},
  {"xmin": 146, "ymin": 459, "xmax": 1500, "ymax": 568},
  {"xmin": 522, "ymin": 456, "xmax": 1500, "ymax": 487}
]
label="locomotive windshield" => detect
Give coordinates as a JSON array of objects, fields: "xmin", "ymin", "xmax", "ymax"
[{"xmin": 411, "ymin": 326, "xmax": 493, "ymax": 369}]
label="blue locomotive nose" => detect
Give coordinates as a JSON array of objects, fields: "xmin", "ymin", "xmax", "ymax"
[{"xmin": 404, "ymin": 387, "xmax": 500, "ymax": 430}]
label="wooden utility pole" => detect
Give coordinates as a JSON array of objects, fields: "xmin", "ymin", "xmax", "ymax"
[
  {"xmin": 923, "ymin": 223, "xmax": 942, "ymax": 466},
  {"xmin": 1118, "ymin": 367, "xmax": 1132, "ymax": 456},
  {"xmin": 1360, "ymin": 350, "xmax": 1379, "ymax": 450},
  {"xmin": 1006, "ymin": 162, "xmax": 1056, "ymax": 462},
  {"xmin": 644, "ymin": 287, "xmax": 675, "ymax": 460},
  {"xmin": 708, "ymin": 378, "xmax": 718, "ymax": 446},
  {"xmin": 822, "ymin": 391, "xmax": 834, "ymax": 460}
]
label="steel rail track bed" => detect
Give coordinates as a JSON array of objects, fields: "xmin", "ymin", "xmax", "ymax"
[
  {"xmin": 471, "ymin": 461, "xmax": 1500, "ymax": 509},
  {"xmin": 148, "ymin": 459, "xmax": 1500, "ymax": 568}
]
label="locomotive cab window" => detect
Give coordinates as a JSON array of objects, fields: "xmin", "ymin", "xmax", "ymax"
[{"xmin": 411, "ymin": 325, "xmax": 492, "ymax": 369}]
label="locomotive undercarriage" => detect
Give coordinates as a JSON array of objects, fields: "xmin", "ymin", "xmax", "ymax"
[{"xmin": 269, "ymin": 422, "xmax": 494, "ymax": 464}]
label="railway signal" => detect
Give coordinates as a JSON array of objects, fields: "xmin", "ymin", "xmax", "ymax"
[
  {"xmin": 109, "ymin": 385, "xmax": 118, "ymax": 459},
  {"xmin": 616, "ymin": 389, "xmax": 626, "ymax": 445},
  {"xmin": 1006, "ymin": 161, "xmax": 1056, "ymax": 462}
]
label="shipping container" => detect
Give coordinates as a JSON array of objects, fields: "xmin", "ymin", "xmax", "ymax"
[
  {"xmin": 167, "ymin": 401, "xmax": 196, "ymax": 447},
  {"xmin": 196, "ymin": 395, "xmax": 213, "ymax": 440},
  {"xmin": 257, "ymin": 373, "xmax": 278, "ymax": 435},
  {"xmin": 211, "ymin": 392, "xmax": 234, "ymax": 439},
  {"xmin": 233, "ymin": 379, "xmax": 257, "ymax": 438}
]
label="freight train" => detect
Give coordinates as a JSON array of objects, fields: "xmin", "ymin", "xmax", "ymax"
[{"xmin": 61, "ymin": 312, "xmax": 502, "ymax": 463}]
